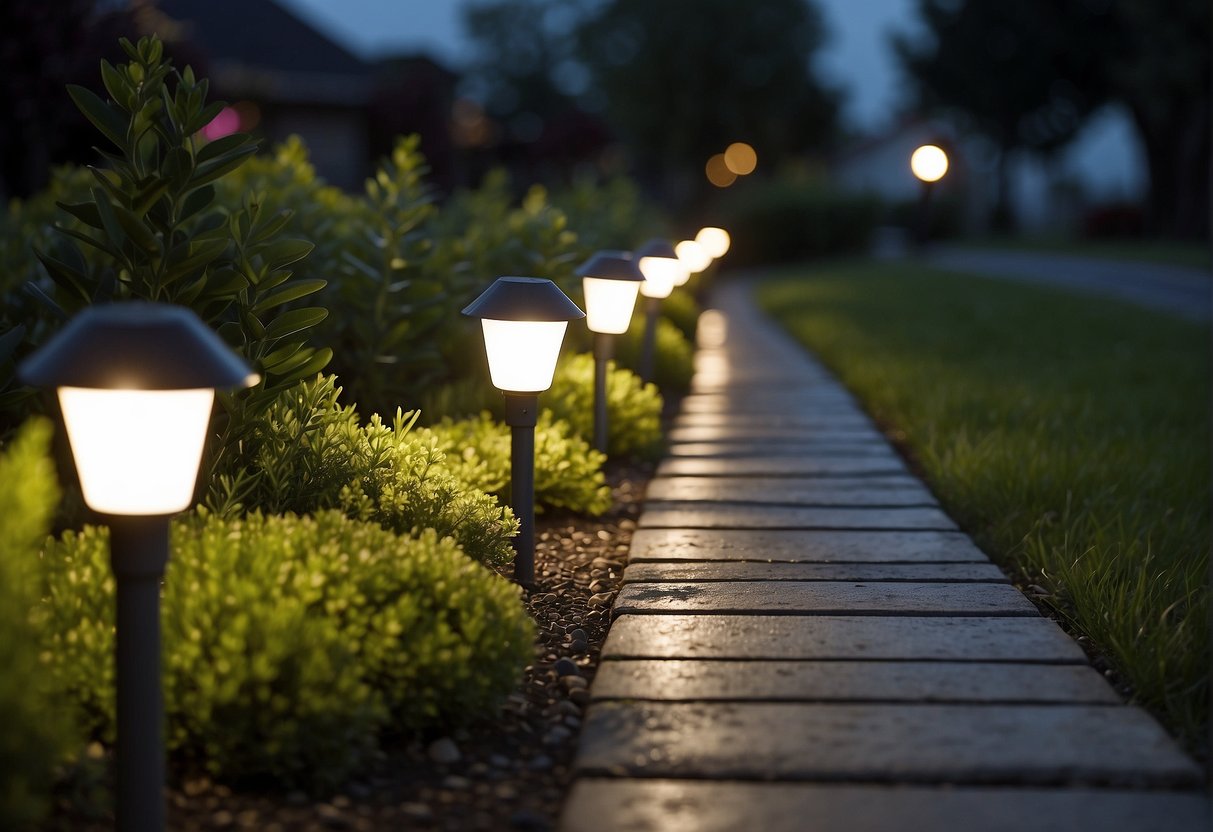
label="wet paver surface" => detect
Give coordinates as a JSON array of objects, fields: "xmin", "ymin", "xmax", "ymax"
[{"xmin": 559, "ymin": 281, "xmax": 1208, "ymax": 831}]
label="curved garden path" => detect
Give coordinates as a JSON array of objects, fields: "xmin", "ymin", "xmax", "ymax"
[{"xmin": 558, "ymin": 279, "xmax": 1208, "ymax": 832}]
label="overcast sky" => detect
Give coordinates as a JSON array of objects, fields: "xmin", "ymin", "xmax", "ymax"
[{"xmin": 275, "ymin": 0, "xmax": 920, "ymax": 133}]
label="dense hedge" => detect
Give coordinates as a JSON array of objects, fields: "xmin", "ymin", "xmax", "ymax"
[
  {"xmin": 717, "ymin": 178, "xmax": 881, "ymax": 266},
  {"xmin": 546, "ymin": 354, "xmax": 664, "ymax": 460}
]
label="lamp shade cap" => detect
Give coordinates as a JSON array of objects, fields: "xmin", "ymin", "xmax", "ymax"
[
  {"xmin": 635, "ymin": 238, "xmax": 678, "ymax": 260},
  {"xmin": 462, "ymin": 276, "xmax": 585, "ymax": 321},
  {"xmin": 576, "ymin": 250, "xmax": 645, "ymax": 282},
  {"xmin": 19, "ymin": 302, "xmax": 258, "ymax": 390}
]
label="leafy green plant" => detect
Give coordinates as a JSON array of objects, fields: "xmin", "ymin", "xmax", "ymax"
[
  {"xmin": 208, "ymin": 375, "xmax": 517, "ymax": 566},
  {"xmin": 547, "ymin": 174, "xmax": 663, "ymax": 252},
  {"xmin": 617, "ymin": 314, "xmax": 695, "ymax": 393},
  {"xmin": 659, "ymin": 290, "xmax": 701, "ymax": 342},
  {"xmin": 0, "ymin": 420, "xmax": 71, "ymax": 828},
  {"xmin": 545, "ymin": 353, "xmax": 664, "ymax": 459},
  {"xmin": 37, "ymin": 510, "xmax": 533, "ymax": 789},
  {"xmin": 431, "ymin": 410, "xmax": 613, "ymax": 515}
]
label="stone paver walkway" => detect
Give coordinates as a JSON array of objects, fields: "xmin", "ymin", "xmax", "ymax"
[
  {"xmin": 559, "ymin": 280, "xmax": 1209, "ymax": 832},
  {"xmin": 928, "ymin": 246, "xmax": 1211, "ymax": 321}
]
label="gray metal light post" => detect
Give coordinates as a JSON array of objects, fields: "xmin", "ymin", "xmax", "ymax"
[
  {"xmin": 577, "ymin": 251, "xmax": 645, "ymax": 454},
  {"xmin": 463, "ymin": 277, "xmax": 584, "ymax": 586},
  {"xmin": 19, "ymin": 303, "xmax": 257, "ymax": 832},
  {"xmin": 634, "ymin": 239, "xmax": 686, "ymax": 384}
]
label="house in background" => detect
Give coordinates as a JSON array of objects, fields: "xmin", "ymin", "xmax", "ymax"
[{"xmin": 154, "ymin": 0, "xmax": 374, "ymax": 190}]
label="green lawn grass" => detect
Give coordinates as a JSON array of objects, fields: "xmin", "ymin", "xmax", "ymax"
[
  {"xmin": 956, "ymin": 235, "xmax": 1211, "ymax": 272},
  {"xmin": 757, "ymin": 261, "xmax": 1210, "ymax": 748}
]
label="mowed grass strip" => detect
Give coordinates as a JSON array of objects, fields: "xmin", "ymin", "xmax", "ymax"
[{"xmin": 757, "ymin": 262, "xmax": 1209, "ymax": 748}]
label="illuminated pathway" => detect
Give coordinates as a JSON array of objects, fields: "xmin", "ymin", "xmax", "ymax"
[{"xmin": 558, "ymin": 280, "xmax": 1208, "ymax": 832}]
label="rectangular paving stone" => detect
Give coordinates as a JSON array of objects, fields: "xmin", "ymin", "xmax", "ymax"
[
  {"xmin": 668, "ymin": 424, "xmax": 887, "ymax": 444},
  {"xmin": 622, "ymin": 561, "xmax": 1009, "ymax": 583},
  {"xmin": 645, "ymin": 476, "xmax": 937, "ymax": 506},
  {"xmin": 629, "ymin": 529, "xmax": 989, "ymax": 563},
  {"xmin": 560, "ymin": 780, "xmax": 1210, "ymax": 832},
  {"xmin": 590, "ymin": 660, "xmax": 1119, "ymax": 704},
  {"xmin": 667, "ymin": 441, "xmax": 898, "ymax": 458},
  {"xmin": 657, "ymin": 455, "xmax": 907, "ymax": 478},
  {"xmin": 575, "ymin": 702, "xmax": 1201, "ymax": 786},
  {"xmin": 639, "ymin": 505, "xmax": 957, "ymax": 531},
  {"xmin": 602, "ymin": 614, "xmax": 1086, "ymax": 661},
  {"xmin": 611, "ymin": 581, "xmax": 1036, "ymax": 617}
]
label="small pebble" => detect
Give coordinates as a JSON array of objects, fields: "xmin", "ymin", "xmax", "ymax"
[
  {"xmin": 553, "ymin": 657, "xmax": 579, "ymax": 677},
  {"xmin": 399, "ymin": 802, "xmax": 433, "ymax": 821},
  {"xmin": 560, "ymin": 675, "xmax": 588, "ymax": 691},
  {"xmin": 510, "ymin": 807, "xmax": 552, "ymax": 831},
  {"xmin": 527, "ymin": 754, "xmax": 554, "ymax": 772},
  {"xmin": 588, "ymin": 593, "xmax": 612, "ymax": 607},
  {"xmin": 427, "ymin": 737, "xmax": 461, "ymax": 765}
]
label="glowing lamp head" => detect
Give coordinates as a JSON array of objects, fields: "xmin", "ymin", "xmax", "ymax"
[
  {"xmin": 635, "ymin": 238, "xmax": 688, "ymax": 297},
  {"xmin": 695, "ymin": 226, "xmax": 731, "ymax": 258},
  {"xmin": 19, "ymin": 303, "xmax": 258, "ymax": 516},
  {"xmin": 911, "ymin": 144, "xmax": 949, "ymax": 183},
  {"xmin": 462, "ymin": 277, "xmax": 585, "ymax": 393},
  {"xmin": 577, "ymin": 250, "xmax": 645, "ymax": 335},
  {"xmin": 675, "ymin": 240, "xmax": 712, "ymax": 275}
]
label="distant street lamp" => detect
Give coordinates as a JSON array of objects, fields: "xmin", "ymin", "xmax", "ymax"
[
  {"xmin": 695, "ymin": 226, "xmax": 732, "ymax": 259},
  {"xmin": 463, "ymin": 277, "xmax": 584, "ymax": 586},
  {"xmin": 578, "ymin": 251, "xmax": 646, "ymax": 454},
  {"xmin": 910, "ymin": 144, "xmax": 949, "ymax": 248},
  {"xmin": 634, "ymin": 239, "xmax": 686, "ymax": 383},
  {"xmin": 19, "ymin": 303, "xmax": 257, "ymax": 832}
]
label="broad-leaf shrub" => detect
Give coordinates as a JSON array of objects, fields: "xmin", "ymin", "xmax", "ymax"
[
  {"xmin": 659, "ymin": 290, "xmax": 702, "ymax": 342},
  {"xmin": 546, "ymin": 354, "xmax": 664, "ymax": 460},
  {"xmin": 431, "ymin": 411, "xmax": 613, "ymax": 516},
  {"xmin": 208, "ymin": 375, "xmax": 517, "ymax": 566},
  {"xmin": 38, "ymin": 511, "xmax": 534, "ymax": 789},
  {"xmin": 0, "ymin": 421, "xmax": 70, "ymax": 827}
]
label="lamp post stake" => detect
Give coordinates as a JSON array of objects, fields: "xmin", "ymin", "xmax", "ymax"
[
  {"xmin": 503, "ymin": 392, "xmax": 538, "ymax": 586},
  {"xmin": 109, "ymin": 515, "xmax": 170, "ymax": 832},
  {"xmin": 592, "ymin": 332, "xmax": 612, "ymax": 453},
  {"xmin": 639, "ymin": 295, "xmax": 661, "ymax": 384}
]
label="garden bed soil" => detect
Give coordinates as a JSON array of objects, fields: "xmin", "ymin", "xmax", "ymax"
[{"xmin": 48, "ymin": 461, "xmax": 652, "ymax": 832}]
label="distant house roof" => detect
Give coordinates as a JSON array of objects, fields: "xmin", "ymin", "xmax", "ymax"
[{"xmin": 155, "ymin": 0, "xmax": 372, "ymax": 106}]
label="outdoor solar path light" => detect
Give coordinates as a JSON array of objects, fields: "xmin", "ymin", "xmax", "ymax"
[
  {"xmin": 696, "ymin": 226, "xmax": 732, "ymax": 259},
  {"xmin": 578, "ymin": 250, "xmax": 646, "ymax": 454},
  {"xmin": 463, "ymin": 277, "xmax": 584, "ymax": 586},
  {"xmin": 634, "ymin": 239, "xmax": 685, "ymax": 383},
  {"xmin": 910, "ymin": 143, "xmax": 949, "ymax": 249},
  {"xmin": 18, "ymin": 302, "xmax": 257, "ymax": 832}
]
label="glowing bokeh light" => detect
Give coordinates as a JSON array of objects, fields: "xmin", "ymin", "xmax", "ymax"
[
  {"xmin": 705, "ymin": 154, "xmax": 737, "ymax": 188},
  {"xmin": 724, "ymin": 142, "xmax": 757, "ymax": 175},
  {"xmin": 910, "ymin": 144, "xmax": 949, "ymax": 183},
  {"xmin": 201, "ymin": 106, "xmax": 241, "ymax": 141},
  {"xmin": 695, "ymin": 226, "xmax": 731, "ymax": 258},
  {"xmin": 675, "ymin": 240, "xmax": 712, "ymax": 274}
]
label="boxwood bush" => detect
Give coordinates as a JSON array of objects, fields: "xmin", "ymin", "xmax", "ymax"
[
  {"xmin": 208, "ymin": 374, "xmax": 518, "ymax": 566},
  {"xmin": 430, "ymin": 411, "xmax": 613, "ymax": 515},
  {"xmin": 0, "ymin": 420, "xmax": 71, "ymax": 828},
  {"xmin": 617, "ymin": 315, "xmax": 695, "ymax": 393},
  {"xmin": 545, "ymin": 353, "xmax": 664, "ymax": 460},
  {"xmin": 37, "ymin": 511, "xmax": 534, "ymax": 789}
]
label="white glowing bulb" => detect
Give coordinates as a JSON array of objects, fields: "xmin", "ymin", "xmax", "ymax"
[
  {"xmin": 911, "ymin": 145, "xmax": 949, "ymax": 183},
  {"xmin": 479, "ymin": 319, "xmax": 568, "ymax": 392},
  {"xmin": 58, "ymin": 387, "xmax": 216, "ymax": 515},
  {"xmin": 675, "ymin": 240, "xmax": 712, "ymax": 275},
  {"xmin": 696, "ymin": 227, "xmax": 731, "ymax": 258},
  {"xmin": 638, "ymin": 257, "xmax": 682, "ymax": 298},
  {"xmin": 583, "ymin": 276, "xmax": 641, "ymax": 334}
]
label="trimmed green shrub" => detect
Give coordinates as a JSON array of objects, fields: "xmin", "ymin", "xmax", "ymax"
[
  {"xmin": 208, "ymin": 375, "xmax": 517, "ymax": 566},
  {"xmin": 431, "ymin": 411, "xmax": 613, "ymax": 516},
  {"xmin": 718, "ymin": 178, "xmax": 881, "ymax": 266},
  {"xmin": 37, "ymin": 511, "xmax": 534, "ymax": 789},
  {"xmin": 617, "ymin": 315, "xmax": 695, "ymax": 393},
  {"xmin": 546, "ymin": 353, "xmax": 664, "ymax": 460},
  {"xmin": 547, "ymin": 175, "xmax": 663, "ymax": 252},
  {"xmin": 0, "ymin": 420, "xmax": 70, "ymax": 828}
]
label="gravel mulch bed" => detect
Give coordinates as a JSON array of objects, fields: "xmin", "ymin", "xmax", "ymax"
[{"xmin": 48, "ymin": 461, "xmax": 652, "ymax": 832}]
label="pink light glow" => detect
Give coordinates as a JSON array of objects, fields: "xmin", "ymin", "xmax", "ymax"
[{"xmin": 201, "ymin": 107, "xmax": 241, "ymax": 141}]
